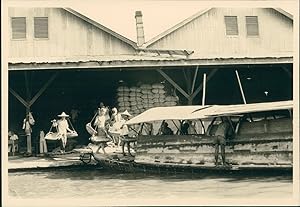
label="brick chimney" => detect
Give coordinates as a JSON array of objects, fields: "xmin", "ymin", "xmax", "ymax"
[{"xmin": 135, "ymin": 11, "xmax": 145, "ymax": 47}]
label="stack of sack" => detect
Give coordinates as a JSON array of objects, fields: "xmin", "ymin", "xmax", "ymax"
[{"xmin": 116, "ymin": 83, "xmax": 179, "ymax": 116}]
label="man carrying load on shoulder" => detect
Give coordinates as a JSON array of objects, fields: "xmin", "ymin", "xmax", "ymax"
[{"xmin": 57, "ymin": 112, "xmax": 73, "ymax": 153}]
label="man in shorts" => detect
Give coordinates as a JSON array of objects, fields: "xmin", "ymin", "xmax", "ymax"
[{"xmin": 213, "ymin": 118, "xmax": 230, "ymax": 166}]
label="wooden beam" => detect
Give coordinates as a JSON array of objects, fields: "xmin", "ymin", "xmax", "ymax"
[
  {"xmin": 24, "ymin": 71, "xmax": 31, "ymax": 102},
  {"xmin": 191, "ymin": 66, "xmax": 199, "ymax": 94},
  {"xmin": 235, "ymin": 70, "xmax": 247, "ymax": 104},
  {"xmin": 156, "ymin": 68, "xmax": 189, "ymax": 98},
  {"xmin": 29, "ymin": 72, "xmax": 58, "ymax": 106},
  {"xmin": 183, "ymin": 69, "xmax": 191, "ymax": 93},
  {"xmin": 9, "ymin": 88, "xmax": 29, "ymax": 107},
  {"xmin": 191, "ymin": 69, "xmax": 218, "ymax": 100},
  {"xmin": 282, "ymin": 66, "xmax": 292, "ymax": 79}
]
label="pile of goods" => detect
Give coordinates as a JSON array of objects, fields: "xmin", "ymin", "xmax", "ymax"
[{"xmin": 116, "ymin": 83, "xmax": 179, "ymax": 116}]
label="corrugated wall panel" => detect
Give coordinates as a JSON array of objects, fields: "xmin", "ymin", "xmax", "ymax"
[
  {"xmin": 148, "ymin": 8, "xmax": 293, "ymax": 58},
  {"xmin": 9, "ymin": 8, "xmax": 136, "ymax": 59}
]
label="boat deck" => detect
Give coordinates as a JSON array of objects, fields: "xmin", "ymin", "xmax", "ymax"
[{"xmin": 8, "ymin": 152, "xmax": 97, "ymax": 172}]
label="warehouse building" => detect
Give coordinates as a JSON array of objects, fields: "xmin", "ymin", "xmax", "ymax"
[{"xmin": 8, "ymin": 7, "xmax": 293, "ymax": 153}]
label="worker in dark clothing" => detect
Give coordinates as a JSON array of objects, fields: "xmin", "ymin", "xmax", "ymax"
[
  {"xmin": 161, "ymin": 122, "xmax": 174, "ymax": 135},
  {"xmin": 181, "ymin": 122, "xmax": 190, "ymax": 135},
  {"xmin": 213, "ymin": 118, "xmax": 230, "ymax": 166}
]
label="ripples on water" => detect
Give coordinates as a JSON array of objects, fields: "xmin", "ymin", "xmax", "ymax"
[{"xmin": 8, "ymin": 166, "xmax": 292, "ymax": 199}]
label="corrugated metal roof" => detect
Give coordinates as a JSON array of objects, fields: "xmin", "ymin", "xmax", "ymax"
[
  {"xmin": 8, "ymin": 54, "xmax": 183, "ymax": 64},
  {"xmin": 63, "ymin": 8, "xmax": 138, "ymax": 49},
  {"xmin": 8, "ymin": 56, "xmax": 293, "ymax": 71}
]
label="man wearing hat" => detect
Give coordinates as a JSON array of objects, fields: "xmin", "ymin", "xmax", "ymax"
[
  {"xmin": 57, "ymin": 112, "xmax": 73, "ymax": 153},
  {"xmin": 119, "ymin": 110, "xmax": 132, "ymax": 155}
]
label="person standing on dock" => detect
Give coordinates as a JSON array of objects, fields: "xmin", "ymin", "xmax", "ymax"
[
  {"xmin": 213, "ymin": 118, "xmax": 230, "ymax": 166},
  {"xmin": 22, "ymin": 112, "xmax": 35, "ymax": 154},
  {"xmin": 57, "ymin": 112, "xmax": 73, "ymax": 153},
  {"xmin": 39, "ymin": 130, "xmax": 48, "ymax": 154},
  {"xmin": 93, "ymin": 108, "xmax": 109, "ymax": 154},
  {"xmin": 99, "ymin": 102, "xmax": 110, "ymax": 123},
  {"xmin": 8, "ymin": 131, "xmax": 19, "ymax": 156},
  {"xmin": 119, "ymin": 110, "xmax": 133, "ymax": 155},
  {"xmin": 108, "ymin": 107, "xmax": 122, "ymax": 145}
]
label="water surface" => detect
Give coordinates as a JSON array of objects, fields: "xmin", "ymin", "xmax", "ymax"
[{"xmin": 8, "ymin": 166, "xmax": 292, "ymax": 199}]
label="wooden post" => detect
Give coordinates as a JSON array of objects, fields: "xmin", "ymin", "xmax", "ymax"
[
  {"xmin": 25, "ymin": 108, "xmax": 32, "ymax": 154},
  {"xmin": 235, "ymin": 70, "xmax": 247, "ymax": 104},
  {"xmin": 24, "ymin": 72, "xmax": 33, "ymax": 154},
  {"xmin": 191, "ymin": 66, "xmax": 199, "ymax": 94},
  {"xmin": 202, "ymin": 73, "xmax": 207, "ymax": 106},
  {"xmin": 156, "ymin": 68, "xmax": 189, "ymax": 99},
  {"xmin": 191, "ymin": 69, "xmax": 218, "ymax": 100},
  {"xmin": 187, "ymin": 66, "xmax": 199, "ymax": 105}
]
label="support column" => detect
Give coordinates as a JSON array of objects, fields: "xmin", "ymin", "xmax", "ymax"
[
  {"xmin": 191, "ymin": 69, "xmax": 218, "ymax": 100},
  {"xmin": 24, "ymin": 72, "xmax": 32, "ymax": 154},
  {"xmin": 202, "ymin": 73, "xmax": 207, "ymax": 106}
]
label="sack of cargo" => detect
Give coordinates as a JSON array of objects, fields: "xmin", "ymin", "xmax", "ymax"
[
  {"xmin": 123, "ymin": 87, "xmax": 130, "ymax": 92},
  {"xmin": 164, "ymin": 101, "xmax": 177, "ymax": 106},
  {"xmin": 135, "ymin": 92, "xmax": 142, "ymax": 97},
  {"xmin": 129, "ymin": 92, "xmax": 137, "ymax": 97},
  {"xmin": 153, "ymin": 98, "xmax": 159, "ymax": 103},
  {"xmin": 131, "ymin": 105, "xmax": 138, "ymax": 110},
  {"xmin": 141, "ymin": 89, "xmax": 151, "ymax": 94},
  {"xmin": 117, "ymin": 91, "xmax": 130, "ymax": 97},
  {"xmin": 158, "ymin": 89, "xmax": 166, "ymax": 94},
  {"xmin": 140, "ymin": 84, "xmax": 152, "ymax": 89},
  {"xmin": 159, "ymin": 98, "xmax": 165, "ymax": 103},
  {"xmin": 151, "ymin": 88, "xmax": 159, "ymax": 94},
  {"xmin": 117, "ymin": 86, "xmax": 126, "ymax": 92},
  {"xmin": 153, "ymin": 94, "xmax": 160, "ymax": 98},
  {"xmin": 118, "ymin": 107, "xmax": 126, "ymax": 112},
  {"xmin": 130, "ymin": 87, "xmax": 138, "ymax": 92},
  {"xmin": 152, "ymin": 83, "xmax": 164, "ymax": 89},
  {"xmin": 147, "ymin": 94, "xmax": 154, "ymax": 99},
  {"xmin": 148, "ymin": 103, "xmax": 154, "ymax": 107},
  {"xmin": 136, "ymin": 104, "xmax": 144, "ymax": 109},
  {"xmin": 159, "ymin": 93, "xmax": 166, "ymax": 98},
  {"xmin": 117, "ymin": 97, "xmax": 130, "ymax": 102},
  {"xmin": 117, "ymin": 86, "xmax": 130, "ymax": 92},
  {"xmin": 141, "ymin": 94, "xmax": 148, "ymax": 99},
  {"xmin": 124, "ymin": 102, "xmax": 131, "ymax": 107},
  {"xmin": 165, "ymin": 96, "xmax": 173, "ymax": 102},
  {"xmin": 129, "ymin": 97, "xmax": 137, "ymax": 102},
  {"xmin": 130, "ymin": 101, "xmax": 137, "ymax": 106},
  {"xmin": 147, "ymin": 100, "xmax": 153, "ymax": 104},
  {"xmin": 129, "ymin": 96, "xmax": 142, "ymax": 101},
  {"xmin": 118, "ymin": 102, "xmax": 125, "ymax": 107}
]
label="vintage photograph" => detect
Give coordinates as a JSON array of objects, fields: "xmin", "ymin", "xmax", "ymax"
[{"xmin": 3, "ymin": 0, "xmax": 299, "ymax": 206}]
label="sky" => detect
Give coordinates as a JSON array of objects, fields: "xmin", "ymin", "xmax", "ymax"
[{"xmin": 8, "ymin": 0, "xmax": 296, "ymax": 42}]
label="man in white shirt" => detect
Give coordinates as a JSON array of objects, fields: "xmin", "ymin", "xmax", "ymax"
[{"xmin": 57, "ymin": 112, "xmax": 73, "ymax": 153}]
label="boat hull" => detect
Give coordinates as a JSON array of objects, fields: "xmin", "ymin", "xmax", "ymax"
[{"xmin": 92, "ymin": 153, "xmax": 292, "ymax": 175}]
